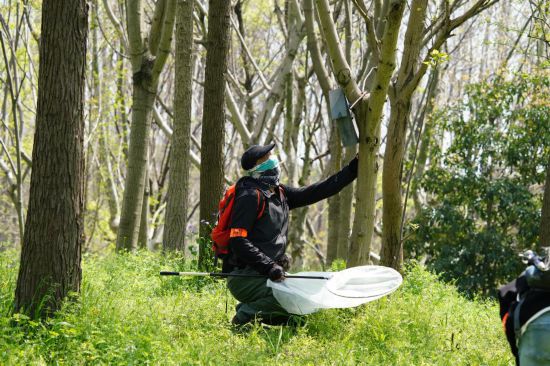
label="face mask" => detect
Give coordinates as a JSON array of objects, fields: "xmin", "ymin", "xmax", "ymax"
[
  {"xmin": 248, "ymin": 157, "xmax": 280, "ymax": 187},
  {"xmin": 249, "ymin": 156, "xmax": 279, "ymax": 174}
]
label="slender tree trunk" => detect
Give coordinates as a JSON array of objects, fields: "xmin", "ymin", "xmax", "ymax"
[
  {"xmin": 14, "ymin": 0, "xmax": 87, "ymax": 317},
  {"xmin": 283, "ymin": 72, "xmax": 296, "ymax": 184},
  {"xmin": 380, "ymin": 0, "xmax": 427, "ymax": 270},
  {"xmin": 381, "ymin": 98, "xmax": 411, "ymax": 269},
  {"xmin": 0, "ymin": 19, "xmax": 25, "ymax": 245},
  {"xmin": 303, "ymin": 0, "xmax": 343, "ymax": 264},
  {"xmin": 163, "ymin": 0, "xmax": 194, "ymax": 252},
  {"xmin": 99, "ymin": 119, "xmax": 121, "ymax": 232},
  {"xmin": 234, "ymin": 1, "xmax": 256, "ymax": 133},
  {"xmin": 251, "ymin": 0, "xmax": 305, "ymax": 145},
  {"xmin": 337, "ymin": 146, "xmax": 355, "ymax": 260},
  {"xmin": 347, "ymin": 106, "xmax": 380, "ymax": 266},
  {"xmin": 326, "ymin": 123, "xmax": 342, "ymax": 264},
  {"xmin": 116, "ymin": 0, "xmax": 176, "ymax": 251},
  {"xmin": 348, "ymin": 0, "xmax": 406, "ymax": 267},
  {"xmin": 287, "ymin": 76, "xmax": 308, "ymax": 265},
  {"xmin": 198, "ymin": 0, "xmax": 231, "ymax": 268},
  {"xmin": 412, "ymin": 69, "xmax": 439, "ymax": 213},
  {"xmin": 86, "ymin": 0, "xmax": 101, "ymax": 246},
  {"xmin": 289, "ymin": 131, "xmax": 313, "ymax": 269},
  {"xmin": 116, "ymin": 41, "xmax": 129, "ymax": 161},
  {"xmin": 329, "ymin": 0, "xmax": 352, "ymax": 263},
  {"xmin": 138, "ymin": 165, "xmax": 149, "ymax": 249},
  {"xmin": 117, "ymin": 81, "xmax": 156, "ymax": 250}
]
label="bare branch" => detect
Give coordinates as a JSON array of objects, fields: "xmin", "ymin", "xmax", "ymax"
[
  {"xmin": 229, "ymin": 15, "xmax": 272, "ymax": 92},
  {"xmin": 316, "ymin": 0, "xmax": 362, "ymax": 102},
  {"xmin": 102, "ymin": 0, "xmax": 129, "ymax": 49},
  {"xmin": 225, "ymin": 83, "xmax": 252, "ymax": 142}
]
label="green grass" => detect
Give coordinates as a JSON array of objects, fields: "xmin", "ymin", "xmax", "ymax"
[{"xmin": 0, "ymin": 250, "xmax": 513, "ymax": 365}]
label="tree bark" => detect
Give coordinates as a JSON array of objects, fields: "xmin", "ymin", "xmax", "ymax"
[
  {"xmin": 116, "ymin": 80, "xmax": 156, "ymax": 250},
  {"xmin": 381, "ymin": 0, "xmax": 427, "ymax": 270},
  {"xmin": 326, "ymin": 124, "xmax": 342, "ymax": 264},
  {"xmin": 412, "ymin": 69, "xmax": 439, "ymax": 213},
  {"xmin": 331, "ymin": 0, "xmax": 354, "ymax": 263},
  {"xmin": 163, "ymin": 0, "xmax": 194, "ymax": 252},
  {"xmin": 347, "ymin": 0, "xmax": 406, "ymax": 267},
  {"xmin": 289, "ymin": 128, "xmax": 314, "ymax": 269},
  {"xmin": 381, "ymin": 98, "xmax": 411, "ymax": 269},
  {"xmin": 303, "ymin": 0, "xmax": 342, "ymax": 264},
  {"xmin": 380, "ymin": 0, "xmax": 494, "ymax": 271},
  {"xmin": 116, "ymin": 0, "xmax": 176, "ymax": 251},
  {"xmin": 138, "ymin": 166, "xmax": 150, "ymax": 249},
  {"xmin": 198, "ymin": 0, "xmax": 232, "ymax": 268},
  {"xmin": 14, "ymin": 0, "xmax": 87, "ymax": 317},
  {"xmin": 337, "ymin": 147, "xmax": 355, "ymax": 260}
]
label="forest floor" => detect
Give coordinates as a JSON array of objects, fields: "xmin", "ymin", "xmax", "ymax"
[{"xmin": 0, "ymin": 249, "xmax": 513, "ymax": 365}]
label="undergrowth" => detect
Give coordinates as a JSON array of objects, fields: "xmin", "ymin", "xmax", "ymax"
[{"xmin": 0, "ymin": 250, "xmax": 513, "ymax": 365}]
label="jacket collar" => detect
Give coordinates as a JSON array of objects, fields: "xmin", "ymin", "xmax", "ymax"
[{"xmin": 237, "ymin": 176, "xmax": 277, "ymax": 197}]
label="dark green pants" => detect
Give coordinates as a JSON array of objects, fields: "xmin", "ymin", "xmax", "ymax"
[{"xmin": 226, "ymin": 266, "xmax": 290, "ymax": 322}]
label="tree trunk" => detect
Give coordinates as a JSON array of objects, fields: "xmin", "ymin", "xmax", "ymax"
[
  {"xmin": 116, "ymin": 0, "xmax": 176, "ymax": 251},
  {"xmin": 337, "ymin": 147, "xmax": 355, "ymax": 260},
  {"xmin": 116, "ymin": 81, "xmax": 156, "ymax": 250},
  {"xmin": 381, "ymin": 0, "xmax": 432, "ymax": 271},
  {"xmin": 234, "ymin": 0, "xmax": 256, "ymax": 133},
  {"xmin": 289, "ymin": 125, "xmax": 313, "ymax": 269},
  {"xmin": 329, "ymin": 0, "xmax": 352, "ymax": 264},
  {"xmin": 326, "ymin": 123, "xmax": 342, "ymax": 264},
  {"xmin": 303, "ymin": 0, "xmax": 343, "ymax": 264},
  {"xmin": 163, "ymin": 0, "xmax": 194, "ymax": 252},
  {"xmin": 138, "ymin": 166, "xmax": 150, "ymax": 249},
  {"xmin": 348, "ymin": 0, "xmax": 406, "ymax": 267},
  {"xmin": 412, "ymin": 69, "xmax": 439, "ymax": 213},
  {"xmin": 251, "ymin": 1, "xmax": 305, "ymax": 145},
  {"xmin": 347, "ymin": 107, "xmax": 380, "ymax": 266},
  {"xmin": 198, "ymin": 0, "xmax": 231, "ymax": 268},
  {"xmin": 381, "ymin": 98, "xmax": 411, "ymax": 269},
  {"xmin": 14, "ymin": 0, "xmax": 87, "ymax": 317},
  {"xmin": 0, "ymin": 12, "xmax": 26, "ymax": 246}
]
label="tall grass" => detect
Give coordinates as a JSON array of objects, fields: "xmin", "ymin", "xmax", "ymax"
[{"xmin": 0, "ymin": 250, "xmax": 513, "ymax": 365}]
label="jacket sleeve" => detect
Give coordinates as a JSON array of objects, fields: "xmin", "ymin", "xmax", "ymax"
[
  {"xmin": 283, "ymin": 157, "xmax": 358, "ymax": 210},
  {"xmin": 228, "ymin": 189, "xmax": 275, "ymax": 274}
]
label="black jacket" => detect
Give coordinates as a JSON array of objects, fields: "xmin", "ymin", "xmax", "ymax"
[{"xmin": 224, "ymin": 158, "xmax": 358, "ymax": 274}]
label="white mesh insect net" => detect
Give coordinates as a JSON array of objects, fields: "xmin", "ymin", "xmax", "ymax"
[{"xmin": 267, "ymin": 266, "xmax": 402, "ymax": 315}]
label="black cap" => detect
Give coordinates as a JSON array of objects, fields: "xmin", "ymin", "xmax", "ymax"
[{"xmin": 241, "ymin": 143, "xmax": 276, "ymax": 170}]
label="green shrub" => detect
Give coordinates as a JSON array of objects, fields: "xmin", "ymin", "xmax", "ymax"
[{"xmin": 407, "ymin": 73, "xmax": 550, "ymax": 296}]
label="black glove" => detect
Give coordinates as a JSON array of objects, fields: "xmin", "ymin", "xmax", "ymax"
[
  {"xmin": 276, "ymin": 254, "xmax": 292, "ymax": 271},
  {"xmin": 268, "ymin": 264, "xmax": 285, "ymax": 282},
  {"xmin": 348, "ymin": 156, "xmax": 358, "ymax": 175}
]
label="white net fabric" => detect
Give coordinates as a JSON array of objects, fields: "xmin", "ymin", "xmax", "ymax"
[{"xmin": 267, "ymin": 266, "xmax": 403, "ymax": 315}]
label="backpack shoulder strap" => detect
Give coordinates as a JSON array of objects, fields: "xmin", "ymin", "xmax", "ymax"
[
  {"xmin": 234, "ymin": 178, "xmax": 266, "ymax": 220},
  {"xmin": 256, "ymin": 189, "xmax": 266, "ymax": 219},
  {"xmin": 279, "ymin": 185, "xmax": 286, "ymax": 199}
]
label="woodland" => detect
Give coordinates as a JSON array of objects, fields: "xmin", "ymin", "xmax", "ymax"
[{"xmin": 0, "ymin": 0, "xmax": 549, "ymax": 364}]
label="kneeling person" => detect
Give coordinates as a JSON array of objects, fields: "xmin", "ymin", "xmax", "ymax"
[{"xmin": 224, "ymin": 143, "xmax": 358, "ymax": 326}]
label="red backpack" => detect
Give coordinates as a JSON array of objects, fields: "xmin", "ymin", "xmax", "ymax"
[{"xmin": 211, "ymin": 184, "xmax": 266, "ymax": 259}]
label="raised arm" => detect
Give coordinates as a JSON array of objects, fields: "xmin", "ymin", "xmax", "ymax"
[{"xmin": 283, "ymin": 157, "xmax": 358, "ymax": 210}]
